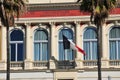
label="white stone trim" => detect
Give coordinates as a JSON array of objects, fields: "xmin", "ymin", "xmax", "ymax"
[{"xmin": 15, "ymin": 15, "xmax": 120, "ymax": 24}]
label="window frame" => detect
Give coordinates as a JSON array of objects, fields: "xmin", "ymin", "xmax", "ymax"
[
  {"xmin": 58, "ymin": 27, "xmax": 74, "ymax": 61},
  {"xmin": 33, "ymin": 28, "xmax": 49, "ymax": 61},
  {"xmin": 109, "ymin": 27, "xmax": 120, "ymax": 60},
  {"xmin": 83, "ymin": 27, "xmax": 97, "ymax": 60},
  {"xmin": 10, "ymin": 29, "xmax": 24, "ymax": 61}
]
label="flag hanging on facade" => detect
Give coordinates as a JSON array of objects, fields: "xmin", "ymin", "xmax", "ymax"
[{"xmin": 63, "ymin": 35, "xmax": 85, "ymax": 55}]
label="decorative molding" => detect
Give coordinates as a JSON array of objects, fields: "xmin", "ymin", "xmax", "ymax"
[
  {"xmin": 16, "ymin": 15, "xmax": 120, "ymax": 25},
  {"xmin": 49, "ymin": 22, "xmax": 56, "ymax": 26},
  {"xmin": 24, "ymin": 23, "xmax": 31, "ymax": 27},
  {"xmin": 74, "ymin": 21, "xmax": 81, "ymax": 25},
  {"xmin": 27, "ymin": 3, "xmax": 80, "ymax": 11},
  {"xmin": 114, "ymin": 20, "xmax": 118, "ymax": 25}
]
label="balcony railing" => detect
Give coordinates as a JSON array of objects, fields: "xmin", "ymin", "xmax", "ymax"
[
  {"xmin": 109, "ymin": 60, "xmax": 120, "ymax": 66},
  {"xmin": 57, "ymin": 60, "xmax": 75, "ymax": 69},
  {"xmin": 10, "ymin": 61, "xmax": 24, "ymax": 69},
  {"xmin": 10, "ymin": 61, "xmax": 49, "ymax": 70},
  {"xmin": 83, "ymin": 60, "xmax": 97, "ymax": 67},
  {"xmin": 33, "ymin": 61, "xmax": 48, "ymax": 69},
  {"xmin": 1, "ymin": 60, "xmax": 120, "ymax": 70}
]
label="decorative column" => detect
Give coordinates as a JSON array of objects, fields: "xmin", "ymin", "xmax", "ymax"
[
  {"xmin": 74, "ymin": 21, "xmax": 83, "ymax": 69},
  {"xmin": 24, "ymin": 23, "xmax": 32, "ymax": 70},
  {"xmin": 49, "ymin": 22, "xmax": 56, "ymax": 69},
  {"xmin": 0, "ymin": 27, "xmax": 1, "ymax": 61},
  {"xmin": 101, "ymin": 23, "xmax": 109, "ymax": 68},
  {"xmin": 0, "ymin": 25, "xmax": 6, "ymax": 70}
]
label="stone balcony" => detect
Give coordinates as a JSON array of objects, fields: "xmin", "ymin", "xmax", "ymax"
[{"xmin": 0, "ymin": 59, "xmax": 120, "ymax": 71}]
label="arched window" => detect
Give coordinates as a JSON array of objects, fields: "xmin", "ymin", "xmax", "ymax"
[
  {"xmin": 109, "ymin": 27, "xmax": 120, "ymax": 60},
  {"xmin": 83, "ymin": 27, "xmax": 97, "ymax": 60},
  {"xmin": 58, "ymin": 28, "xmax": 74, "ymax": 60},
  {"xmin": 34, "ymin": 29, "xmax": 48, "ymax": 61},
  {"xmin": 10, "ymin": 29, "xmax": 24, "ymax": 61}
]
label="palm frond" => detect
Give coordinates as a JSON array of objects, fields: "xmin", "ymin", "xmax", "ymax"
[
  {"xmin": 78, "ymin": 0, "xmax": 117, "ymax": 26},
  {"xmin": 0, "ymin": 0, "xmax": 26, "ymax": 26}
]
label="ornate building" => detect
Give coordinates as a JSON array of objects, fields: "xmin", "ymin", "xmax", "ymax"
[{"xmin": 0, "ymin": 0, "xmax": 120, "ymax": 80}]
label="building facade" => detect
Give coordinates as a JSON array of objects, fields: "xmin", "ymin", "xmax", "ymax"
[{"xmin": 0, "ymin": 0, "xmax": 120, "ymax": 80}]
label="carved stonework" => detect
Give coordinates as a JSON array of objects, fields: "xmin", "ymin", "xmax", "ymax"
[
  {"xmin": 74, "ymin": 21, "xmax": 81, "ymax": 25},
  {"xmin": 49, "ymin": 59, "xmax": 56, "ymax": 69},
  {"xmin": 101, "ymin": 58, "xmax": 109, "ymax": 68},
  {"xmin": 0, "ymin": 61, "xmax": 6, "ymax": 70},
  {"xmin": 24, "ymin": 59, "xmax": 32, "ymax": 70},
  {"xmin": 49, "ymin": 22, "xmax": 56, "ymax": 26},
  {"xmin": 75, "ymin": 58, "xmax": 83, "ymax": 69}
]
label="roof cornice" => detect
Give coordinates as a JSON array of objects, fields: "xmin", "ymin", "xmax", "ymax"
[
  {"xmin": 27, "ymin": 3, "xmax": 81, "ymax": 11},
  {"xmin": 27, "ymin": 2, "xmax": 120, "ymax": 11}
]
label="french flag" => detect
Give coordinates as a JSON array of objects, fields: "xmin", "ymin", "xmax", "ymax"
[{"xmin": 63, "ymin": 35, "xmax": 85, "ymax": 55}]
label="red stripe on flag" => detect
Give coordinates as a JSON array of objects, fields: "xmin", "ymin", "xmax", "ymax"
[{"xmin": 75, "ymin": 45, "xmax": 85, "ymax": 55}]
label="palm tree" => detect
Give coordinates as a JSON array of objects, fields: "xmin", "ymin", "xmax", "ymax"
[
  {"xmin": 0, "ymin": 0, "xmax": 26, "ymax": 80},
  {"xmin": 77, "ymin": 0, "xmax": 117, "ymax": 80}
]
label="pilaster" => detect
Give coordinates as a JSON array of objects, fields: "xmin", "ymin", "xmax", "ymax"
[
  {"xmin": 0, "ymin": 26, "xmax": 7, "ymax": 70},
  {"xmin": 101, "ymin": 23, "xmax": 109, "ymax": 68},
  {"xmin": 74, "ymin": 21, "xmax": 83, "ymax": 69},
  {"xmin": 49, "ymin": 22, "xmax": 56, "ymax": 57},
  {"xmin": 24, "ymin": 23, "xmax": 32, "ymax": 69},
  {"xmin": 0, "ymin": 26, "xmax": 1, "ymax": 61},
  {"xmin": 49, "ymin": 22, "xmax": 56, "ymax": 69}
]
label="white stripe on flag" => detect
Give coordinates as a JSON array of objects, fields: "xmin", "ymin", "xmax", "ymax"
[{"xmin": 68, "ymin": 40, "xmax": 77, "ymax": 50}]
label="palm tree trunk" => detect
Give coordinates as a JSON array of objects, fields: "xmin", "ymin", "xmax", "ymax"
[
  {"xmin": 1, "ymin": 1, "xmax": 10, "ymax": 79},
  {"xmin": 97, "ymin": 24, "xmax": 102, "ymax": 80},
  {"xmin": 6, "ymin": 22, "xmax": 10, "ymax": 80}
]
